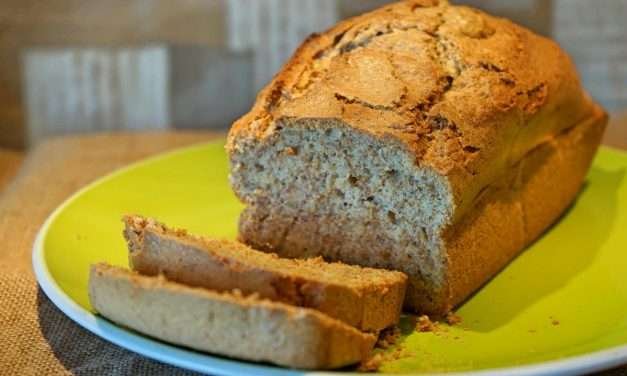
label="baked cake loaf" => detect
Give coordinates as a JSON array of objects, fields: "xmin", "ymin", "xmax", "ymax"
[
  {"xmin": 226, "ymin": 0, "xmax": 607, "ymax": 314},
  {"xmin": 123, "ymin": 215, "xmax": 407, "ymax": 331},
  {"xmin": 89, "ymin": 264, "xmax": 376, "ymax": 369}
]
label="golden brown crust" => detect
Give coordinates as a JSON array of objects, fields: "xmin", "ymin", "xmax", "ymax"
[
  {"xmin": 89, "ymin": 264, "xmax": 376, "ymax": 369},
  {"xmin": 123, "ymin": 215, "xmax": 407, "ymax": 331},
  {"xmin": 227, "ymin": 0, "xmax": 596, "ymax": 221},
  {"xmin": 444, "ymin": 104, "xmax": 607, "ymax": 310}
]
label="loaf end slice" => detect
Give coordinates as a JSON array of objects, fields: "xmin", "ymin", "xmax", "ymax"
[
  {"xmin": 88, "ymin": 263, "xmax": 376, "ymax": 370},
  {"xmin": 123, "ymin": 215, "xmax": 407, "ymax": 332},
  {"xmin": 232, "ymin": 123, "xmax": 454, "ymax": 313}
]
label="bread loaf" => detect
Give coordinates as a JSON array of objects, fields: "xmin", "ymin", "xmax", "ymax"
[
  {"xmin": 123, "ymin": 215, "xmax": 407, "ymax": 331},
  {"xmin": 226, "ymin": 0, "xmax": 607, "ymax": 314},
  {"xmin": 89, "ymin": 264, "xmax": 376, "ymax": 369}
]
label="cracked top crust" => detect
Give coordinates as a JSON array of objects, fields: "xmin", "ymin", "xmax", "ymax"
[{"xmin": 227, "ymin": 0, "xmax": 600, "ymax": 218}]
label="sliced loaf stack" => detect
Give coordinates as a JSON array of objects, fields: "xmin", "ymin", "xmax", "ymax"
[{"xmin": 89, "ymin": 215, "xmax": 408, "ymax": 369}]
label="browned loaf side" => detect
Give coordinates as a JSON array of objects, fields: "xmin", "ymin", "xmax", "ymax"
[
  {"xmin": 123, "ymin": 215, "xmax": 407, "ymax": 331},
  {"xmin": 89, "ymin": 264, "xmax": 376, "ymax": 369},
  {"xmin": 226, "ymin": 0, "xmax": 608, "ymax": 314}
]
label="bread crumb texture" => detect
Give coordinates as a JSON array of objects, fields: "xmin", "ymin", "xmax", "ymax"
[
  {"xmin": 123, "ymin": 215, "xmax": 407, "ymax": 331},
  {"xmin": 228, "ymin": 0, "xmax": 591, "ymax": 181},
  {"xmin": 376, "ymin": 326, "xmax": 402, "ymax": 349},
  {"xmin": 416, "ymin": 314, "xmax": 438, "ymax": 332},
  {"xmin": 445, "ymin": 312, "xmax": 462, "ymax": 325},
  {"xmin": 227, "ymin": 0, "xmax": 605, "ymax": 315}
]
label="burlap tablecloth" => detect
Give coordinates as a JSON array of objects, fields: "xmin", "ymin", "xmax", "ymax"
[
  {"xmin": 1, "ymin": 129, "xmax": 626, "ymax": 375},
  {"xmin": 0, "ymin": 131, "xmax": 211, "ymax": 375}
]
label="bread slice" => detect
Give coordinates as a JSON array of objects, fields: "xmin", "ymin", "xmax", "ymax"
[
  {"xmin": 226, "ymin": 0, "xmax": 608, "ymax": 314},
  {"xmin": 89, "ymin": 263, "xmax": 376, "ymax": 369},
  {"xmin": 123, "ymin": 215, "xmax": 407, "ymax": 332}
]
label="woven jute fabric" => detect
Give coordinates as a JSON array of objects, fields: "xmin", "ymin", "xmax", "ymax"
[
  {"xmin": 0, "ymin": 271, "xmax": 199, "ymax": 376},
  {"xmin": 0, "ymin": 130, "xmax": 625, "ymax": 375},
  {"xmin": 0, "ymin": 131, "xmax": 214, "ymax": 375}
]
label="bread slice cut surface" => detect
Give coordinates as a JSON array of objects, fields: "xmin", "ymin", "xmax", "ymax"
[
  {"xmin": 88, "ymin": 263, "xmax": 376, "ymax": 370},
  {"xmin": 124, "ymin": 215, "xmax": 407, "ymax": 331}
]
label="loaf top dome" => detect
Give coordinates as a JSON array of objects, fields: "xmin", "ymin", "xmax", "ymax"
[{"xmin": 227, "ymin": 0, "xmax": 601, "ymax": 216}]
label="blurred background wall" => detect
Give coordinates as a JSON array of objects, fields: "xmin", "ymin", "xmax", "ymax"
[{"xmin": 0, "ymin": 0, "xmax": 626, "ymax": 149}]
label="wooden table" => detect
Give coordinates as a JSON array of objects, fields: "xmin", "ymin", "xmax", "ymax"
[
  {"xmin": 0, "ymin": 126, "xmax": 625, "ymax": 375},
  {"xmin": 0, "ymin": 148, "xmax": 23, "ymax": 193}
]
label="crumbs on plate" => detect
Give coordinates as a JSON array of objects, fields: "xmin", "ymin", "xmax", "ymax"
[
  {"xmin": 358, "ymin": 325, "xmax": 412, "ymax": 372},
  {"xmin": 376, "ymin": 326, "xmax": 401, "ymax": 349}
]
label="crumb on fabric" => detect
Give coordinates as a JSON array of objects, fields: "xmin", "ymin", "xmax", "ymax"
[{"xmin": 284, "ymin": 146, "xmax": 298, "ymax": 155}]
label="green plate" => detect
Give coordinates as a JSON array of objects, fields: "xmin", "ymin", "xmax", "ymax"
[{"xmin": 33, "ymin": 140, "xmax": 627, "ymax": 375}]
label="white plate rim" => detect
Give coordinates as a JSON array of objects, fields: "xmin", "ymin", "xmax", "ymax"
[{"xmin": 31, "ymin": 143, "xmax": 627, "ymax": 376}]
